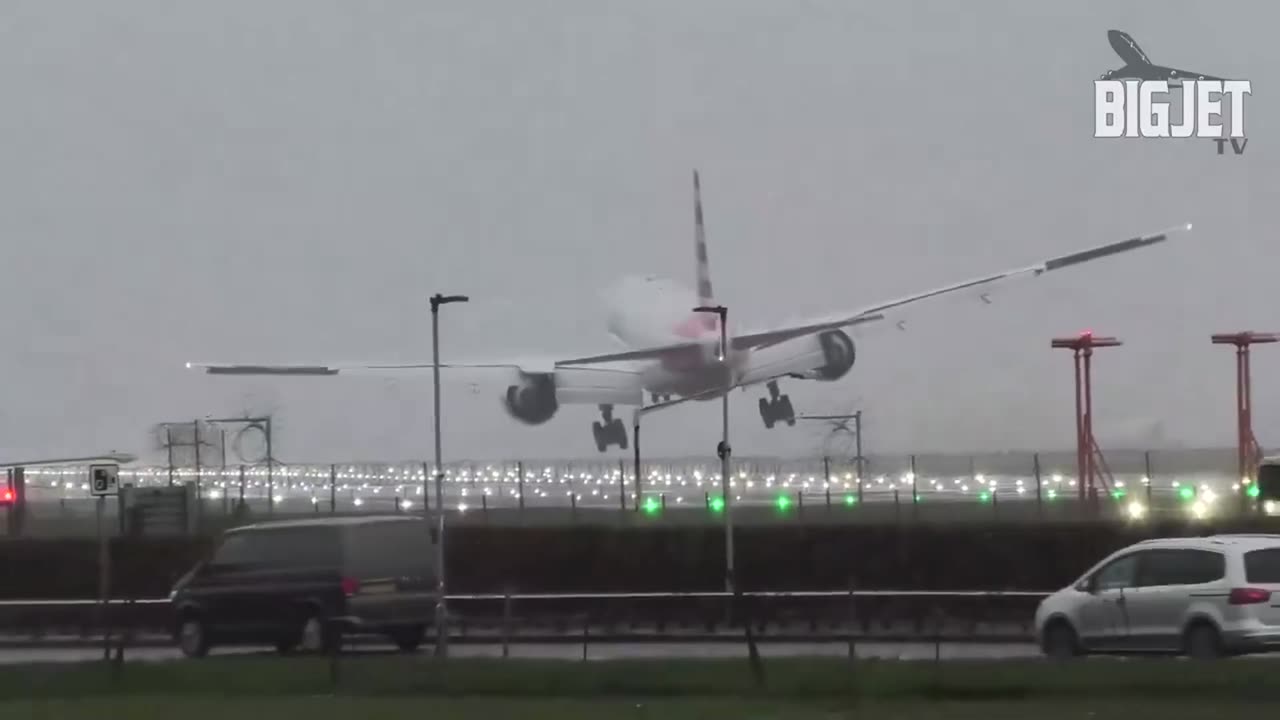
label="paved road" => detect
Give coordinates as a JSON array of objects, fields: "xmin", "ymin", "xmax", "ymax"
[{"xmin": 0, "ymin": 640, "xmax": 1044, "ymax": 665}]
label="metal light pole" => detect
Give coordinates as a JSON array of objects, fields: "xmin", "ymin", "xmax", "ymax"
[
  {"xmin": 430, "ymin": 292, "xmax": 468, "ymax": 658},
  {"xmin": 694, "ymin": 304, "xmax": 733, "ymax": 592}
]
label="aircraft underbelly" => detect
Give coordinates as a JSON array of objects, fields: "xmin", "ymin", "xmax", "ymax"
[{"xmin": 643, "ymin": 364, "xmax": 730, "ymax": 399}]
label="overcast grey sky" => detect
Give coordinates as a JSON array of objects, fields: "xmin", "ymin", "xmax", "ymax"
[{"xmin": 0, "ymin": 0, "xmax": 1274, "ymax": 465}]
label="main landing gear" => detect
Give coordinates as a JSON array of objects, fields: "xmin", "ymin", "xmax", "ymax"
[
  {"xmin": 759, "ymin": 381, "xmax": 795, "ymax": 429},
  {"xmin": 592, "ymin": 404, "xmax": 629, "ymax": 452}
]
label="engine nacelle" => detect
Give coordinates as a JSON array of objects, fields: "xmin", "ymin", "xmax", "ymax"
[
  {"xmin": 813, "ymin": 329, "xmax": 856, "ymax": 381},
  {"xmin": 503, "ymin": 372, "xmax": 559, "ymax": 424}
]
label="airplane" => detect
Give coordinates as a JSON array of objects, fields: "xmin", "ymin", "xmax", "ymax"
[
  {"xmin": 1100, "ymin": 29, "xmax": 1227, "ymax": 83},
  {"xmin": 186, "ymin": 172, "xmax": 1192, "ymax": 453}
]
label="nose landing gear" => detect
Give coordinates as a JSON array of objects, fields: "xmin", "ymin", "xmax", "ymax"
[
  {"xmin": 759, "ymin": 381, "xmax": 795, "ymax": 429},
  {"xmin": 591, "ymin": 404, "xmax": 629, "ymax": 452}
]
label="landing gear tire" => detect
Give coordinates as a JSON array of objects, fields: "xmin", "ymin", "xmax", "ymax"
[
  {"xmin": 759, "ymin": 394, "xmax": 795, "ymax": 429},
  {"xmin": 592, "ymin": 419, "xmax": 628, "ymax": 452},
  {"xmin": 777, "ymin": 395, "xmax": 796, "ymax": 426},
  {"xmin": 759, "ymin": 398, "xmax": 775, "ymax": 429}
]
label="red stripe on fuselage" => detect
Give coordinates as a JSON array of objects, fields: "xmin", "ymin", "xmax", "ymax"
[
  {"xmin": 672, "ymin": 313, "xmax": 717, "ymax": 339},
  {"xmin": 663, "ymin": 314, "xmax": 719, "ymax": 372}
]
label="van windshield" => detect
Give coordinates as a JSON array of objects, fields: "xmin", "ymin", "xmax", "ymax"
[
  {"xmin": 342, "ymin": 520, "xmax": 434, "ymax": 579},
  {"xmin": 1259, "ymin": 464, "xmax": 1280, "ymax": 500},
  {"xmin": 1244, "ymin": 548, "xmax": 1280, "ymax": 584}
]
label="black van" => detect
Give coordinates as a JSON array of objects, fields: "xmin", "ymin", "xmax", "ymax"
[{"xmin": 169, "ymin": 515, "xmax": 438, "ymax": 658}]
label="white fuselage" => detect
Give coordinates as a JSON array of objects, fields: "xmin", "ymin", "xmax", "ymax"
[{"xmin": 602, "ymin": 275, "xmax": 837, "ymax": 400}]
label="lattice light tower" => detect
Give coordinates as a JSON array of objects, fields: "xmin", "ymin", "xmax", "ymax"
[
  {"xmin": 1051, "ymin": 331, "xmax": 1122, "ymax": 510},
  {"xmin": 1211, "ymin": 332, "xmax": 1279, "ymax": 495}
]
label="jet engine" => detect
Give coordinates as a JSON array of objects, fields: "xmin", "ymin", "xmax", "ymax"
[
  {"xmin": 812, "ymin": 329, "xmax": 856, "ymax": 381},
  {"xmin": 503, "ymin": 372, "xmax": 559, "ymax": 424}
]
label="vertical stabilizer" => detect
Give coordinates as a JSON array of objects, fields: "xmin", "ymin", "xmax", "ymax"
[{"xmin": 693, "ymin": 170, "xmax": 715, "ymax": 307}]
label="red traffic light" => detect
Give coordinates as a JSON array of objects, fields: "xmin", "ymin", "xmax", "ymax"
[{"xmin": 0, "ymin": 489, "xmax": 13, "ymax": 504}]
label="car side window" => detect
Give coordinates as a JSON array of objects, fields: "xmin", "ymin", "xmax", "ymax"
[
  {"xmin": 1094, "ymin": 553, "xmax": 1139, "ymax": 591},
  {"xmin": 209, "ymin": 533, "xmax": 255, "ymax": 568},
  {"xmin": 252, "ymin": 527, "xmax": 341, "ymax": 569},
  {"xmin": 1137, "ymin": 549, "xmax": 1225, "ymax": 587}
]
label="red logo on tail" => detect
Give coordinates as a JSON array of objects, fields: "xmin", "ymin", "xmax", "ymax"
[{"xmin": 673, "ymin": 313, "xmax": 717, "ymax": 339}]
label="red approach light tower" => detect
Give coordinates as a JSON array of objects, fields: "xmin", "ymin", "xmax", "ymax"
[
  {"xmin": 1211, "ymin": 332, "xmax": 1279, "ymax": 488},
  {"xmin": 1052, "ymin": 331, "xmax": 1122, "ymax": 509}
]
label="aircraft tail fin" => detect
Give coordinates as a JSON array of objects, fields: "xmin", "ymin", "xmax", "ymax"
[{"xmin": 693, "ymin": 169, "xmax": 715, "ymax": 307}]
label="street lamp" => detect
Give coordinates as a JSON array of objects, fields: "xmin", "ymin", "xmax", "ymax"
[
  {"xmin": 429, "ymin": 292, "xmax": 468, "ymax": 657},
  {"xmin": 693, "ymin": 304, "xmax": 734, "ymax": 592}
]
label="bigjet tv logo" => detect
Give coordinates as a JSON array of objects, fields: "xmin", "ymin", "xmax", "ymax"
[{"xmin": 1094, "ymin": 30, "xmax": 1251, "ymax": 156}]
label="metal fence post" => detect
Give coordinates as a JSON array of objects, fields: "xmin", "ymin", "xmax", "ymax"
[
  {"xmin": 330, "ymin": 464, "xmax": 337, "ymax": 514},
  {"xmin": 1034, "ymin": 453, "xmax": 1043, "ymax": 519},
  {"xmin": 517, "ymin": 461, "xmax": 525, "ymax": 513},
  {"xmin": 502, "ymin": 589, "xmax": 512, "ymax": 659}
]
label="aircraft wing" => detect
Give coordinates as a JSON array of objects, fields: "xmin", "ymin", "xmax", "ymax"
[
  {"xmin": 1155, "ymin": 65, "xmax": 1228, "ymax": 83},
  {"xmin": 732, "ymin": 223, "xmax": 1191, "ymax": 350},
  {"xmin": 187, "ymin": 360, "xmax": 525, "ymax": 376},
  {"xmin": 188, "ymin": 224, "xmax": 1189, "ymax": 377},
  {"xmin": 190, "ymin": 340, "xmax": 748, "ymax": 376},
  {"xmin": 186, "ymin": 358, "xmax": 645, "ymax": 377},
  {"xmin": 185, "ymin": 359, "xmax": 647, "ymax": 406}
]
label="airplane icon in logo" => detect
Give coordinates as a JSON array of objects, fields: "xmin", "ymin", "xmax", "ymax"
[{"xmin": 1099, "ymin": 30, "xmax": 1226, "ymax": 83}]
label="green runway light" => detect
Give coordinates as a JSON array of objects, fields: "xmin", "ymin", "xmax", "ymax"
[
  {"xmin": 709, "ymin": 496, "xmax": 725, "ymax": 514},
  {"xmin": 775, "ymin": 495, "xmax": 792, "ymax": 512},
  {"xmin": 1178, "ymin": 486, "xmax": 1195, "ymax": 502},
  {"xmin": 643, "ymin": 496, "xmax": 661, "ymax": 515}
]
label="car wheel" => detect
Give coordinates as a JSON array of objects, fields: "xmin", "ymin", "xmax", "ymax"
[
  {"xmin": 389, "ymin": 624, "xmax": 425, "ymax": 653},
  {"xmin": 300, "ymin": 615, "xmax": 326, "ymax": 653},
  {"xmin": 177, "ymin": 616, "xmax": 210, "ymax": 659},
  {"xmin": 1041, "ymin": 620, "xmax": 1079, "ymax": 660},
  {"xmin": 1185, "ymin": 622, "xmax": 1223, "ymax": 660}
]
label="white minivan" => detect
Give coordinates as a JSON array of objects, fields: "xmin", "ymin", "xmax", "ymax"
[{"xmin": 1034, "ymin": 534, "xmax": 1280, "ymax": 658}]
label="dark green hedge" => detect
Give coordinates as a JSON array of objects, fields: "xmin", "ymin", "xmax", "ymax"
[{"xmin": 0, "ymin": 518, "xmax": 1272, "ymax": 599}]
